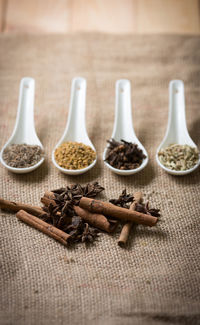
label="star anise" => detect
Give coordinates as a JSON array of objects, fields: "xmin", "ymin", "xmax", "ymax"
[
  {"xmin": 110, "ymin": 189, "xmax": 160, "ymax": 218},
  {"xmin": 41, "ymin": 182, "xmax": 104, "ymax": 244},
  {"xmin": 109, "ymin": 189, "xmax": 134, "ymax": 208},
  {"xmin": 135, "ymin": 201, "xmax": 160, "ymax": 217},
  {"xmin": 66, "ymin": 216, "xmax": 99, "ymax": 244}
]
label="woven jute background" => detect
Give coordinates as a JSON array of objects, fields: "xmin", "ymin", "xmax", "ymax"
[{"xmin": 0, "ymin": 34, "xmax": 200, "ymax": 325}]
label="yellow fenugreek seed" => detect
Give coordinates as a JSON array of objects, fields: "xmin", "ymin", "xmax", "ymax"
[{"xmin": 54, "ymin": 141, "xmax": 96, "ymax": 170}]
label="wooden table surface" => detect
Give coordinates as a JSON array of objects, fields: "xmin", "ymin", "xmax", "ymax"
[{"xmin": 0, "ymin": 0, "xmax": 200, "ymax": 34}]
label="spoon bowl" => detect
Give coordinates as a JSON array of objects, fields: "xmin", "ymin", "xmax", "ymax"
[
  {"xmin": 0, "ymin": 77, "xmax": 44, "ymax": 174},
  {"xmin": 103, "ymin": 79, "xmax": 148, "ymax": 175},
  {"xmin": 156, "ymin": 80, "xmax": 200, "ymax": 175},
  {"xmin": 52, "ymin": 77, "xmax": 97, "ymax": 175}
]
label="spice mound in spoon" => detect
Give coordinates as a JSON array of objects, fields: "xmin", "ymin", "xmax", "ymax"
[
  {"xmin": 105, "ymin": 138, "xmax": 146, "ymax": 170},
  {"xmin": 2, "ymin": 144, "xmax": 44, "ymax": 168},
  {"xmin": 158, "ymin": 144, "xmax": 199, "ymax": 171},
  {"xmin": 54, "ymin": 141, "xmax": 96, "ymax": 170}
]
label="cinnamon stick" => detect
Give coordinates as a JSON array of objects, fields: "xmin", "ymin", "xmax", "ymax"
[
  {"xmin": 0, "ymin": 198, "xmax": 47, "ymax": 218},
  {"xmin": 79, "ymin": 197, "xmax": 157, "ymax": 226},
  {"xmin": 44, "ymin": 191, "xmax": 56, "ymax": 200},
  {"xmin": 118, "ymin": 192, "xmax": 142, "ymax": 247},
  {"xmin": 16, "ymin": 210, "xmax": 70, "ymax": 246},
  {"xmin": 41, "ymin": 191, "xmax": 59, "ymax": 207},
  {"xmin": 41, "ymin": 196, "xmax": 56, "ymax": 207},
  {"xmin": 74, "ymin": 206, "xmax": 117, "ymax": 233},
  {"xmin": 42, "ymin": 192, "xmax": 116, "ymax": 232}
]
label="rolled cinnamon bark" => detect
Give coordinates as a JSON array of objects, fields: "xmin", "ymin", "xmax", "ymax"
[
  {"xmin": 16, "ymin": 210, "xmax": 70, "ymax": 246},
  {"xmin": 44, "ymin": 191, "xmax": 56, "ymax": 200},
  {"xmin": 42, "ymin": 191, "xmax": 116, "ymax": 232},
  {"xmin": 41, "ymin": 196, "xmax": 56, "ymax": 207},
  {"xmin": 0, "ymin": 198, "xmax": 46, "ymax": 218},
  {"xmin": 79, "ymin": 197, "xmax": 157, "ymax": 226},
  {"xmin": 74, "ymin": 206, "xmax": 117, "ymax": 233},
  {"xmin": 118, "ymin": 192, "xmax": 142, "ymax": 247}
]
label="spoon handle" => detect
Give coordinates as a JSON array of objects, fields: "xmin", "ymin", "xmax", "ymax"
[
  {"xmin": 112, "ymin": 79, "xmax": 135, "ymax": 141},
  {"xmin": 13, "ymin": 77, "xmax": 36, "ymax": 144},
  {"xmin": 167, "ymin": 80, "xmax": 191, "ymax": 144},
  {"xmin": 62, "ymin": 77, "xmax": 88, "ymax": 143}
]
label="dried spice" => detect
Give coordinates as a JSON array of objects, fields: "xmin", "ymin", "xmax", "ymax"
[
  {"xmin": 105, "ymin": 139, "xmax": 146, "ymax": 170},
  {"xmin": 42, "ymin": 182, "xmax": 104, "ymax": 244},
  {"xmin": 54, "ymin": 142, "xmax": 96, "ymax": 170},
  {"xmin": 117, "ymin": 191, "xmax": 142, "ymax": 247},
  {"xmin": 158, "ymin": 144, "xmax": 199, "ymax": 171},
  {"xmin": 109, "ymin": 189, "xmax": 160, "ymax": 218},
  {"xmin": 1, "ymin": 185, "xmax": 161, "ymax": 248},
  {"xmin": 80, "ymin": 197, "xmax": 158, "ymax": 226},
  {"xmin": 66, "ymin": 216, "xmax": 98, "ymax": 244},
  {"xmin": 16, "ymin": 210, "xmax": 70, "ymax": 246},
  {"xmin": 2, "ymin": 144, "xmax": 43, "ymax": 168},
  {"xmin": 135, "ymin": 201, "xmax": 160, "ymax": 218},
  {"xmin": 109, "ymin": 189, "xmax": 134, "ymax": 208},
  {"xmin": 109, "ymin": 189, "xmax": 160, "ymax": 247}
]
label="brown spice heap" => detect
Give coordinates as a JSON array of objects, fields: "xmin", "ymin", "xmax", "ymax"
[
  {"xmin": 105, "ymin": 139, "xmax": 146, "ymax": 170},
  {"xmin": 42, "ymin": 182, "xmax": 105, "ymax": 244},
  {"xmin": 2, "ymin": 144, "xmax": 43, "ymax": 168},
  {"xmin": 54, "ymin": 142, "xmax": 96, "ymax": 170}
]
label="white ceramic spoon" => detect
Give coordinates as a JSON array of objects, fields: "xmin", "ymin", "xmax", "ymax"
[
  {"xmin": 103, "ymin": 79, "xmax": 148, "ymax": 175},
  {"xmin": 52, "ymin": 77, "xmax": 97, "ymax": 175},
  {"xmin": 156, "ymin": 80, "xmax": 200, "ymax": 175},
  {"xmin": 0, "ymin": 77, "xmax": 44, "ymax": 174}
]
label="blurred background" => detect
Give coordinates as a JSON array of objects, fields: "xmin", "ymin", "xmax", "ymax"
[{"xmin": 0, "ymin": 0, "xmax": 199, "ymax": 34}]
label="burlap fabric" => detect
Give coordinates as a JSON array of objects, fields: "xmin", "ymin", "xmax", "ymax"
[{"xmin": 0, "ymin": 34, "xmax": 200, "ymax": 325}]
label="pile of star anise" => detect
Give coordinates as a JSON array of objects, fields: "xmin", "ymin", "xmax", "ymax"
[{"xmin": 42, "ymin": 182, "xmax": 104, "ymax": 244}]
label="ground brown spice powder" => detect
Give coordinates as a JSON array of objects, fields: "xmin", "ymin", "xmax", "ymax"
[
  {"xmin": 54, "ymin": 142, "xmax": 96, "ymax": 170},
  {"xmin": 2, "ymin": 144, "xmax": 43, "ymax": 168}
]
